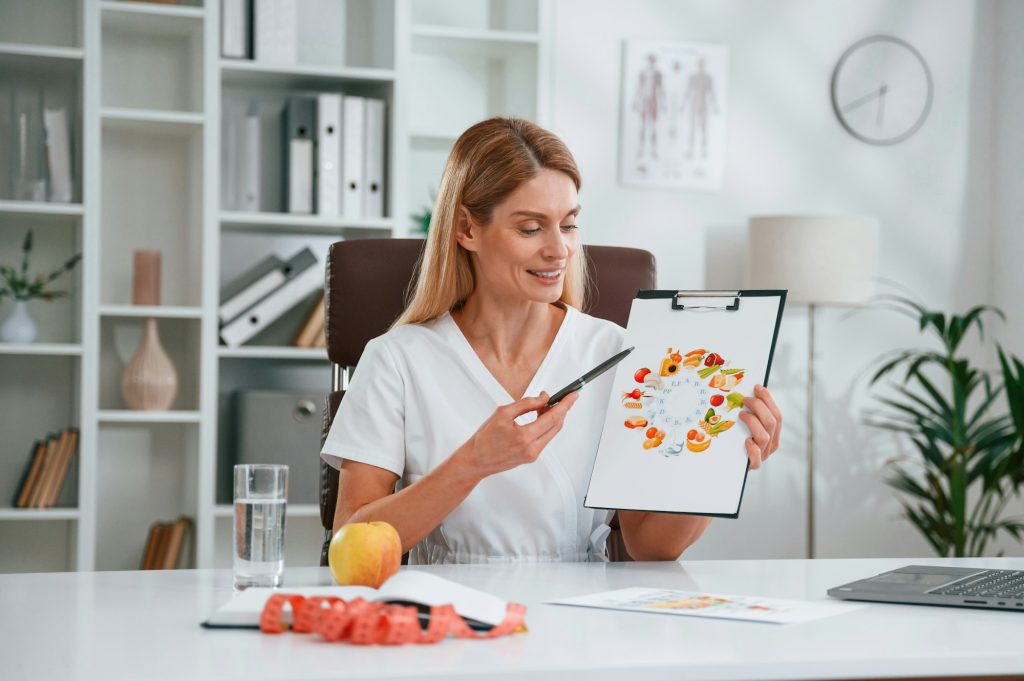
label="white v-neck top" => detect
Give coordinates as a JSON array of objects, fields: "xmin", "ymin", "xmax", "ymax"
[{"xmin": 321, "ymin": 304, "xmax": 626, "ymax": 564}]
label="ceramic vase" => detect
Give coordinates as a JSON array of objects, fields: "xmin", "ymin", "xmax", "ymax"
[
  {"xmin": 1, "ymin": 301, "xmax": 39, "ymax": 343},
  {"xmin": 121, "ymin": 318, "xmax": 178, "ymax": 410}
]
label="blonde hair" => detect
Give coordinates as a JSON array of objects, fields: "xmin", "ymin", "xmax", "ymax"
[{"xmin": 392, "ymin": 117, "xmax": 589, "ymax": 329}]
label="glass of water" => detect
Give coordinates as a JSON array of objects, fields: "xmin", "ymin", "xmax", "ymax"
[{"xmin": 233, "ymin": 464, "xmax": 288, "ymax": 590}]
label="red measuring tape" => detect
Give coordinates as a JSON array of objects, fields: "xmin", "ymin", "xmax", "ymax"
[{"xmin": 259, "ymin": 594, "xmax": 527, "ymax": 645}]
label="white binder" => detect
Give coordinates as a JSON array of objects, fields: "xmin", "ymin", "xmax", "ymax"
[
  {"xmin": 43, "ymin": 107, "xmax": 72, "ymax": 203},
  {"xmin": 362, "ymin": 98, "xmax": 385, "ymax": 219},
  {"xmin": 286, "ymin": 97, "xmax": 315, "ymax": 214},
  {"xmin": 317, "ymin": 94, "xmax": 343, "ymax": 217},
  {"xmin": 221, "ymin": 0, "xmax": 249, "ymax": 59},
  {"xmin": 342, "ymin": 96, "xmax": 365, "ymax": 218},
  {"xmin": 220, "ymin": 249, "xmax": 321, "ymax": 347},
  {"xmin": 239, "ymin": 100, "xmax": 261, "ymax": 211},
  {"xmin": 254, "ymin": 0, "xmax": 296, "ymax": 64}
]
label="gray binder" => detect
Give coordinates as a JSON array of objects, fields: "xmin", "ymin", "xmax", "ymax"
[{"xmin": 235, "ymin": 390, "xmax": 325, "ymax": 505}]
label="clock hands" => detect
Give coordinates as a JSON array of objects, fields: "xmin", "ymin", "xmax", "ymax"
[{"xmin": 841, "ymin": 83, "xmax": 889, "ymax": 126}]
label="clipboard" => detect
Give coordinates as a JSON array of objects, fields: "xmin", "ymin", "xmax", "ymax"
[{"xmin": 584, "ymin": 289, "xmax": 786, "ymax": 519}]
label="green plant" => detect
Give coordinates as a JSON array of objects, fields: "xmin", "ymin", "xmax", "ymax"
[
  {"xmin": 411, "ymin": 187, "xmax": 437, "ymax": 234},
  {"xmin": 0, "ymin": 230, "xmax": 82, "ymax": 303},
  {"xmin": 867, "ymin": 295, "xmax": 1024, "ymax": 557}
]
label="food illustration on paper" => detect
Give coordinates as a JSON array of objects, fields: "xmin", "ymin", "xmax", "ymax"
[{"xmin": 621, "ymin": 347, "xmax": 745, "ymax": 456}]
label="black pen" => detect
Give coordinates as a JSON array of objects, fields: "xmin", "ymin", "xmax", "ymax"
[{"xmin": 546, "ymin": 346, "xmax": 635, "ymax": 407}]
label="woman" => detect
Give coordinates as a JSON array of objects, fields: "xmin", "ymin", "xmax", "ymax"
[{"xmin": 321, "ymin": 117, "xmax": 782, "ymax": 563}]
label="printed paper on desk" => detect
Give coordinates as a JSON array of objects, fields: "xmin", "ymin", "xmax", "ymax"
[
  {"xmin": 584, "ymin": 291, "xmax": 785, "ymax": 518},
  {"xmin": 550, "ymin": 587, "xmax": 862, "ymax": 625}
]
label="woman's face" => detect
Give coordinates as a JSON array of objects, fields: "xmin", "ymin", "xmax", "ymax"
[{"xmin": 457, "ymin": 169, "xmax": 580, "ymax": 306}]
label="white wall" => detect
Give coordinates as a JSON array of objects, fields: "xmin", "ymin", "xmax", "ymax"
[{"xmin": 548, "ymin": 0, "xmax": 1023, "ymax": 559}]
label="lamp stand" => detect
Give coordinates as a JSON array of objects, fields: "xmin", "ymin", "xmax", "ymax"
[{"xmin": 807, "ymin": 302, "xmax": 817, "ymax": 559}]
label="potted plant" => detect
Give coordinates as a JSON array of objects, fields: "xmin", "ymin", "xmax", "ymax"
[
  {"xmin": 0, "ymin": 230, "xmax": 82, "ymax": 343},
  {"xmin": 866, "ymin": 296, "xmax": 1024, "ymax": 557}
]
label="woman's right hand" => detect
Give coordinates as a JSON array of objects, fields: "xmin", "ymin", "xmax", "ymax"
[{"xmin": 458, "ymin": 390, "xmax": 580, "ymax": 480}]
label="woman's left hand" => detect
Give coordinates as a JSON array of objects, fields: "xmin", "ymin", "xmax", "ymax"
[{"xmin": 738, "ymin": 384, "xmax": 782, "ymax": 470}]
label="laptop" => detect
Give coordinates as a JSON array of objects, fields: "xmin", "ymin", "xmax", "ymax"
[{"xmin": 828, "ymin": 565, "xmax": 1024, "ymax": 611}]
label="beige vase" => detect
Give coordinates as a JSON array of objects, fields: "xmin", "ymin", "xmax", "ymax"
[{"xmin": 121, "ymin": 318, "xmax": 178, "ymax": 410}]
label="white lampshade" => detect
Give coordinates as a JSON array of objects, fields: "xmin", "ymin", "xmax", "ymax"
[{"xmin": 747, "ymin": 215, "xmax": 879, "ymax": 306}]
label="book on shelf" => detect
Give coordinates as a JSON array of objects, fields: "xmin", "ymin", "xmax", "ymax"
[
  {"xmin": 141, "ymin": 516, "xmax": 193, "ymax": 570},
  {"xmin": 12, "ymin": 427, "xmax": 79, "ymax": 509},
  {"xmin": 12, "ymin": 440, "xmax": 46, "ymax": 508},
  {"xmin": 219, "ymin": 253, "xmax": 287, "ymax": 325},
  {"xmin": 220, "ymin": 247, "xmax": 321, "ymax": 348},
  {"xmin": 292, "ymin": 291, "xmax": 325, "ymax": 348}
]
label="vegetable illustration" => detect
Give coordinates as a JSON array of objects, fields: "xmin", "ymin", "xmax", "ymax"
[
  {"xmin": 709, "ymin": 394, "xmax": 724, "ymax": 407},
  {"xmin": 726, "ymin": 392, "xmax": 744, "ymax": 411},
  {"xmin": 698, "ymin": 364, "xmax": 721, "ymax": 380},
  {"xmin": 634, "ymin": 367, "xmax": 651, "ymax": 383}
]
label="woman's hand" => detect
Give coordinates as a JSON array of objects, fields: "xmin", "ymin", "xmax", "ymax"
[
  {"xmin": 458, "ymin": 390, "xmax": 580, "ymax": 480},
  {"xmin": 738, "ymin": 384, "xmax": 782, "ymax": 470}
]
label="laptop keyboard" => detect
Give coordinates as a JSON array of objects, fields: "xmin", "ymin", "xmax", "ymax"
[{"xmin": 928, "ymin": 569, "xmax": 1024, "ymax": 598}]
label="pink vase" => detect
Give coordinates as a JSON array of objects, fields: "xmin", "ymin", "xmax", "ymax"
[{"xmin": 121, "ymin": 318, "xmax": 178, "ymax": 410}]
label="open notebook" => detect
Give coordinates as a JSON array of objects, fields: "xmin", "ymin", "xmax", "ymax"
[{"xmin": 202, "ymin": 571, "xmax": 510, "ymax": 631}]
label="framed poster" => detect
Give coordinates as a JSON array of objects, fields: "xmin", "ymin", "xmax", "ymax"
[{"xmin": 619, "ymin": 40, "xmax": 729, "ymax": 190}]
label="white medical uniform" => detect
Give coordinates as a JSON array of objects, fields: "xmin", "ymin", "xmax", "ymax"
[{"xmin": 321, "ymin": 304, "xmax": 625, "ymax": 564}]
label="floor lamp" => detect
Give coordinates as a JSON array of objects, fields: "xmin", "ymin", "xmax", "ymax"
[{"xmin": 747, "ymin": 215, "xmax": 879, "ymax": 558}]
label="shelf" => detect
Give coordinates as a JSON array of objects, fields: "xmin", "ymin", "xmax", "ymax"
[
  {"xmin": 0, "ymin": 508, "xmax": 80, "ymax": 521},
  {"xmin": 97, "ymin": 410, "xmax": 202, "ymax": 424},
  {"xmin": 214, "ymin": 504, "xmax": 320, "ymax": 519},
  {"xmin": 0, "ymin": 343, "xmax": 82, "ymax": 356},
  {"xmin": 99, "ymin": 305, "xmax": 204, "ymax": 319},
  {"xmin": 0, "ymin": 201, "xmax": 84, "ymax": 217},
  {"xmin": 101, "ymin": 1, "xmax": 205, "ymax": 37},
  {"xmin": 0, "ymin": 42, "xmax": 84, "ymax": 61},
  {"xmin": 218, "ymin": 346, "xmax": 328, "ymax": 361},
  {"xmin": 101, "ymin": 107, "xmax": 204, "ymax": 135},
  {"xmin": 220, "ymin": 211, "xmax": 394, "ymax": 235},
  {"xmin": 221, "ymin": 60, "xmax": 395, "ymax": 90},
  {"xmin": 411, "ymin": 26, "xmax": 540, "ymax": 58}
]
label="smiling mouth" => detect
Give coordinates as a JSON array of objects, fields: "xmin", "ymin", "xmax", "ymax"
[{"xmin": 527, "ymin": 268, "xmax": 564, "ymax": 280}]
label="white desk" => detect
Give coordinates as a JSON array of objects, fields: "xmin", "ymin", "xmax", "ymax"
[{"xmin": 2, "ymin": 557, "xmax": 1022, "ymax": 681}]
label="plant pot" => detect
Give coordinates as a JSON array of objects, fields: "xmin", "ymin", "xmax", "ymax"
[
  {"xmin": 121, "ymin": 318, "xmax": 178, "ymax": 410},
  {"xmin": 1, "ymin": 300, "xmax": 39, "ymax": 343}
]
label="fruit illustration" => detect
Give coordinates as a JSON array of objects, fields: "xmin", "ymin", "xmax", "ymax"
[
  {"xmin": 709, "ymin": 373, "xmax": 726, "ymax": 389},
  {"xmin": 670, "ymin": 351, "xmax": 683, "ymax": 363},
  {"xmin": 686, "ymin": 430, "xmax": 710, "ymax": 453},
  {"xmin": 645, "ymin": 427, "xmax": 658, "ymax": 439},
  {"xmin": 709, "ymin": 415, "xmax": 722, "ymax": 425},
  {"xmin": 720, "ymin": 373, "xmax": 743, "ymax": 392},
  {"xmin": 625, "ymin": 389, "xmax": 643, "ymax": 400},
  {"xmin": 634, "ymin": 367, "xmax": 651, "ymax": 383},
  {"xmin": 710, "ymin": 394, "xmax": 724, "ymax": 407},
  {"xmin": 624, "ymin": 416, "xmax": 648, "ymax": 428}
]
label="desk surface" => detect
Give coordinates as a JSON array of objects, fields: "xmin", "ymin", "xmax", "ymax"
[{"xmin": 2, "ymin": 557, "xmax": 1023, "ymax": 681}]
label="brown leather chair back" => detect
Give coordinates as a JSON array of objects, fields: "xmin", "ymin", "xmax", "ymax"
[{"xmin": 319, "ymin": 239, "xmax": 656, "ymax": 564}]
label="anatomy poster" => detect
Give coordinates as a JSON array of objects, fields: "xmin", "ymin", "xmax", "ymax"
[
  {"xmin": 585, "ymin": 293, "xmax": 784, "ymax": 517},
  {"xmin": 619, "ymin": 40, "xmax": 729, "ymax": 190}
]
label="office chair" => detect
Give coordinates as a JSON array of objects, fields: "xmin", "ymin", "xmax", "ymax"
[{"xmin": 319, "ymin": 239, "xmax": 657, "ymax": 565}]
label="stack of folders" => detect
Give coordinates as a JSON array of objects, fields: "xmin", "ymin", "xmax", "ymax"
[
  {"xmin": 141, "ymin": 516, "xmax": 193, "ymax": 570},
  {"xmin": 222, "ymin": 94, "xmax": 386, "ymax": 219},
  {"xmin": 0, "ymin": 85, "xmax": 74, "ymax": 203},
  {"xmin": 11, "ymin": 428, "xmax": 79, "ymax": 509},
  {"xmin": 222, "ymin": 0, "xmax": 345, "ymax": 66},
  {"xmin": 219, "ymin": 247, "xmax": 322, "ymax": 347}
]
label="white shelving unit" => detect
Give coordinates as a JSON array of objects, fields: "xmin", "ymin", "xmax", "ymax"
[{"xmin": 1, "ymin": 0, "xmax": 548, "ymax": 574}]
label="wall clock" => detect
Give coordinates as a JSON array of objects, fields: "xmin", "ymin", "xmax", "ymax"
[{"xmin": 830, "ymin": 35, "xmax": 933, "ymax": 145}]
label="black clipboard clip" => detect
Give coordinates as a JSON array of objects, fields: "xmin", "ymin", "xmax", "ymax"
[{"xmin": 671, "ymin": 290, "xmax": 741, "ymax": 311}]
